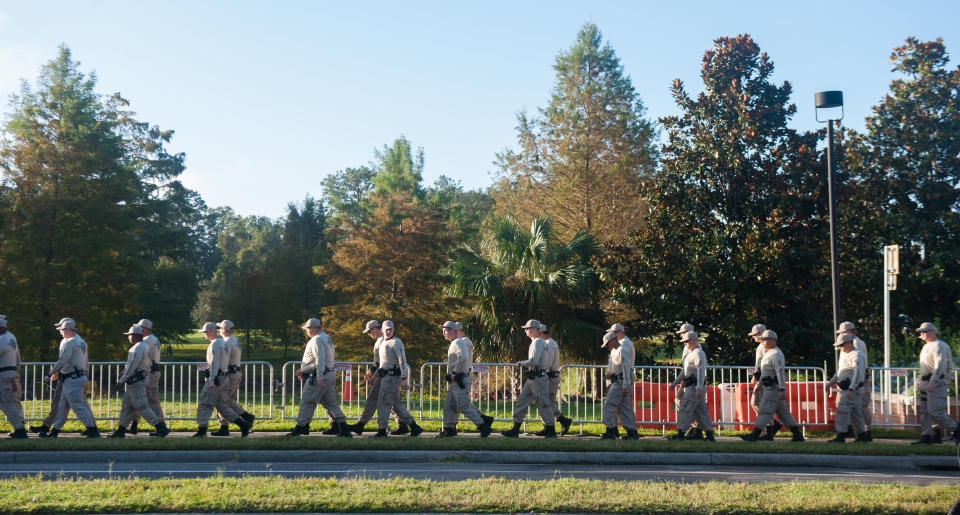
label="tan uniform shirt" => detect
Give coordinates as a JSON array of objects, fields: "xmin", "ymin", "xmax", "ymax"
[
  {"xmin": 828, "ymin": 349, "xmax": 864, "ymax": 389},
  {"xmin": 378, "ymin": 336, "xmax": 409, "ymax": 379},
  {"xmin": 518, "ymin": 337, "xmax": 547, "ymax": 369},
  {"xmin": 543, "ymin": 338, "xmax": 560, "ymax": 372},
  {"xmin": 143, "ymin": 334, "xmax": 161, "ymax": 369},
  {"xmin": 460, "ymin": 336, "xmax": 475, "ymax": 365},
  {"xmin": 224, "ymin": 335, "xmax": 241, "ymax": 367},
  {"xmin": 371, "ymin": 336, "xmax": 383, "ymax": 368},
  {"xmin": 301, "ymin": 332, "xmax": 335, "ymax": 375},
  {"xmin": 920, "ymin": 339, "xmax": 954, "ymax": 387},
  {"xmin": 119, "ymin": 340, "xmax": 153, "ymax": 383},
  {"xmin": 753, "ymin": 343, "xmax": 766, "ymax": 375},
  {"xmin": 618, "ymin": 336, "xmax": 636, "ymax": 381},
  {"xmin": 51, "ymin": 335, "xmax": 88, "ymax": 376},
  {"xmin": 676, "ymin": 345, "xmax": 707, "ymax": 391},
  {"xmin": 853, "ymin": 336, "xmax": 868, "ymax": 380},
  {"xmin": 447, "ymin": 338, "xmax": 472, "ymax": 375},
  {"xmin": 759, "ymin": 347, "xmax": 787, "ymax": 391},
  {"xmin": 0, "ymin": 332, "xmax": 20, "ymax": 368},
  {"xmin": 205, "ymin": 337, "xmax": 228, "ymax": 377}
]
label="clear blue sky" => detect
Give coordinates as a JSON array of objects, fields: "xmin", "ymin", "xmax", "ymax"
[{"xmin": 1, "ymin": 1, "xmax": 957, "ymax": 218}]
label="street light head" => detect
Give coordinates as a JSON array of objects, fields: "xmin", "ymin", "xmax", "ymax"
[{"xmin": 815, "ymin": 90, "xmax": 844, "ymax": 122}]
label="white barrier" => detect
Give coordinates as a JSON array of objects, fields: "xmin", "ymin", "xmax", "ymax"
[{"xmin": 279, "ymin": 361, "xmax": 413, "ymax": 420}]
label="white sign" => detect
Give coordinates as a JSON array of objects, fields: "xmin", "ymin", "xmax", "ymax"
[
  {"xmin": 472, "ymin": 365, "xmax": 490, "ymax": 373},
  {"xmin": 885, "ymin": 245, "xmax": 900, "ymax": 274},
  {"xmin": 334, "ymin": 363, "xmax": 352, "ymax": 371}
]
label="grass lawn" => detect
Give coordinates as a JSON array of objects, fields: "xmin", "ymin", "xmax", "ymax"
[{"xmin": 0, "ymin": 476, "xmax": 956, "ymax": 514}]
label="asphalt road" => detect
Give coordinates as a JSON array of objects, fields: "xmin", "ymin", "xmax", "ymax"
[{"xmin": 4, "ymin": 460, "xmax": 959, "ymax": 484}]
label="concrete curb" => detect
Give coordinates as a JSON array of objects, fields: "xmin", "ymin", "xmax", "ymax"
[{"xmin": 3, "ymin": 450, "xmax": 956, "ymax": 471}]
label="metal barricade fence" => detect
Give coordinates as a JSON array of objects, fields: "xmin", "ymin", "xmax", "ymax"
[
  {"xmin": 280, "ymin": 361, "xmax": 414, "ymax": 420},
  {"xmin": 419, "ymin": 362, "xmax": 548, "ymax": 424},
  {"xmin": 14, "ymin": 361, "xmax": 273, "ymax": 424},
  {"xmin": 868, "ymin": 367, "xmax": 958, "ymax": 428}
]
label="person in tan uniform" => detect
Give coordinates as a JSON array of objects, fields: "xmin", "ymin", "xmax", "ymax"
[
  {"xmin": 436, "ymin": 321, "xmax": 493, "ymax": 438},
  {"xmin": 502, "ymin": 319, "xmax": 557, "ymax": 438},
  {"xmin": 739, "ymin": 330, "xmax": 804, "ymax": 442},
  {"xmin": 127, "ymin": 319, "xmax": 164, "ymax": 436},
  {"xmin": 43, "ymin": 318, "xmax": 99, "ymax": 438},
  {"xmin": 538, "ymin": 323, "xmax": 573, "ymax": 436},
  {"xmin": 373, "ymin": 320, "xmax": 422, "ymax": 437},
  {"xmin": 346, "ymin": 320, "xmax": 405, "ymax": 435},
  {"xmin": 668, "ymin": 332, "xmax": 715, "ymax": 441},
  {"xmin": 675, "ymin": 323, "xmax": 702, "ymax": 439},
  {"xmin": 836, "ymin": 321, "xmax": 871, "ymax": 441},
  {"xmin": 600, "ymin": 330, "xmax": 639, "ymax": 440},
  {"xmin": 825, "ymin": 333, "xmax": 866, "ymax": 443},
  {"xmin": 748, "ymin": 323, "xmax": 781, "ymax": 439},
  {"xmin": 211, "ymin": 320, "xmax": 256, "ymax": 436},
  {"xmin": 192, "ymin": 322, "xmax": 250, "ymax": 437},
  {"xmin": 0, "ymin": 315, "xmax": 27, "ymax": 439},
  {"xmin": 110, "ymin": 325, "xmax": 169, "ymax": 438},
  {"xmin": 286, "ymin": 318, "xmax": 352, "ymax": 437},
  {"xmin": 911, "ymin": 322, "xmax": 959, "ymax": 444}
]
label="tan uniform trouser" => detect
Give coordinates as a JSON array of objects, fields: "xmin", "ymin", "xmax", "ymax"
[
  {"xmin": 675, "ymin": 387, "xmax": 700, "ymax": 429},
  {"xmin": 217, "ymin": 371, "xmax": 246, "ymax": 423},
  {"xmin": 42, "ymin": 380, "xmax": 64, "ymax": 426},
  {"xmin": 296, "ymin": 372, "xmax": 346, "ymax": 426},
  {"xmin": 677, "ymin": 386, "xmax": 713, "ymax": 432},
  {"xmin": 377, "ymin": 375, "xmax": 414, "ymax": 429},
  {"xmin": 357, "ymin": 374, "xmax": 401, "ymax": 425},
  {"xmin": 754, "ymin": 387, "xmax": 797, "ymax": 429},
  {"xmin": 547, "ymin": 375, "xmax": 562, "ymax": 418},
  {"xmin": 132, "ymin": 371, "xmax": 165, "ymax": 427},
  {"xmin": 860, "ymin": 378, "xmax": 872, "ymax": 429},
  {"xmin": 512, "ymin": 374, "xmax": 555, "ymax": 425},
  {"xmin": 118, "ymin": 380, "xmax": 160, "ymax": 427},
  {"xmin": 0, "ymin": 370, "xmax": 24, "ymax": 429},
  {"xmin": 750, "ymin": 382, "xmax": 761, "ymax": 415},
  {"xmin": 196, "ymin": 376, "xmax": 237, "ymax": 425},
  {"xmin": 602, "ymin": 380, "xmax": 636, "ymax": 430},
  {"xmin": 53, "ymin": 375, "xmax": 96, "ymax": 429},
  {"xmin": 920, "ymin": 384, "xmax": 958, "ymax": 437},
  {"xmin": 833, "ymin": 388, "xmax": 864, "ymax": 434},
  {"xmin": 442, "ymin": 376, "xmax": 484, "ymax": 427}
]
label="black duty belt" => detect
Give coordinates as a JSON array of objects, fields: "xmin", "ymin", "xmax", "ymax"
[
  {"xmin": 546, "ymin": 370, "xmax": 560, "ymax": 378},
  {"xmin": 150, "ymin": 363, "xmax": 161, "ymax": 373},
  {"xmin": 202, "ymin": 370, "xmax": 224, "ymax": 378},
  {"xmin": 378, "ymin": 367, "xmax": 402, "ymax": 377},
  {"xmin": 0, "ymin": 366, "xmax": 17, "ymax": 373},
  {"xmin": 608, "ymin": 372, "xmax": 623, "ymax": 382},
  {"xmin": 125, "ymin": 369, "xmax": 147, "ymax": 385},
  {"xmin": 921, "ymin": 373, "xmax": 933, "ymax": 381},
  {"xmin": 760, "ymin": 376, "xmax": 778, "ymax": 387},
  {"xmin": 227, "ymin": 365, "xmax": 241, "ymax": 374},
  {"xmin": 524, "ymin": 368, "xmax": 545, "ymax": 380},
  {"xmin": 681, "ymin": 376, "xmax": 697, "ymax": 387},
  {"xmin": 62, "ymin": 370, "xmax": 86, "ymax": 379}
]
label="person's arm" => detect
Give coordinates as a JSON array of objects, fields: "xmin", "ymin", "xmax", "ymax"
[
  {"xmin": 620, "ymin": 344, "xmax": 634, "ymax": 380},
  {"xmin": 208, "ymin": 342, "xmax": 222, "ymax": 387},
  {"xmin": 397, "ymin": 339, "xmax": 409, "ymax": 379},
  {"xmin": 696, "ymin": 350, "xmax": 707, "ymax": 391},
  {"xmin": 118, "ymin": 346, "xmax": 141, "ymax": 383},
  {"xmin": 935, "ymin": 342, "xmax": 951, "ymax": 387},
  {"xmin": 775, "ymin": 352, "xmax": 786, "ymax": 391},
  {"xmin": 520, "ymin": 340, "xmax": 544, "ymax": 367},
  {"xmin": 446, "ymin": 342, "xmax": 458, "ymax": 375},
  {"xmin": 854, "ymin": 353, "xmax": 865, "ymax": 388}
]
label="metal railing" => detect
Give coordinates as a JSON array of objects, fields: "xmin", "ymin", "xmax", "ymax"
[
  {"xmin": 279, "ymin": 361, "xmax": 414, "ymax": 420},
  {"xmin": 418, "ymin": 362, "xmax": 545, "ymax": 423},
  {"xmin": 867, "ymin": 367, "xmax": 958, "ymax": 428},
  {"xmin": 13, "ymin": 361, "xmax": 273, "ymax": 424}
]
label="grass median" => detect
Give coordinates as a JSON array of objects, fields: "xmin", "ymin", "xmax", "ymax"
[{"xmin": 0, "ymin": 476, "xmax": 956, "ymax": 514}]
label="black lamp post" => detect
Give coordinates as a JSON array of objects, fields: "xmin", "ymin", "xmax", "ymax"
[{"xmin": 815, "ymin": 90, "xmax": 843, "ymax": 334}]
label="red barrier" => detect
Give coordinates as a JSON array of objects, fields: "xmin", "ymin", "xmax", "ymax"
[
  {"xmin": 732, "ymin": 382, "xmax": 835, "ymax": 430},
  {"xmin": 634, "ymin": 382, "xmax": 720, "ymax": 429}
]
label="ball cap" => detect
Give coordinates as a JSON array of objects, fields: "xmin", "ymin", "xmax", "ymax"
[
  {"xmin": 301, "ymin": 318, "xmax": 323, "ymax": 329},
  {"xmin": 835, "ymin": 321, "xmax": 855, "ymax": 333},
  {"xmin": 682, "ymin": 331, "xmax": 699, "ymax": 343},
  {"xmin": 55, "ymin": 317, "xmax": 77, "ymax": 330},
  {"xmin": 454, "ymin": 322, "xmax": 463, "ymax": 331},
  {"xmin": 382, "ymin": 320, "xmax": 395, "ymax": 330},
  {"xmin": 137, "ymin": 319, "xmax": 153, "ymax": 330},
  {"xmin": 216, "ymin": 320, "xmax": 235, "ymax": 330},
  {"xmin": 834, "ymin": 333, "xmax": 853, "ymax": 347},
  {"xmin": 607, "ymin": 323, "xmax": 624, "ymax": 333},
  {"xmin": 0, "ymin": 315, "xmax": 6, "ymax": 328},
  {"xmin": 521, "ymin": 319, "xmax": 541, "ymax": 329},
  {"xmin": 439, "ymin": 321, "xmax": 458, "ymax": 329},
  {"xmin": 362, "ymin": 320, "xmax": 381, "ymax": 334},
  {"xmin": 748, "ymin": 324, "xmax": 766, "ymax": 336},
  {"xmin": 677, "ymin": 322, "xmax": 694, "ymax": 334},
  {"xmin": 915, "ymin": 322, "xmax": 938, "ymax": 333},
  {"xmin": 539, "ymin": 323, "xmax": 548, "ymax": 333},
  {"xmin": 601, "ymin": 332, "xmax": 617, "ymax": 348},
  {"xmin": 199, "ymin": 322, "xmax": 218, "ymax": 333},
  {"xmin": 761, "ymin": 329, "xmax": 778, "ymax": 340},
  {"xmin": 123, "ymin": 325, "xmax": 144, "ymax": 336}
]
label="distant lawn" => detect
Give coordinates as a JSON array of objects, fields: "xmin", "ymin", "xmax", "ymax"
[{"xmin": 0, "ymin": 477, "xmax": 956, "ymax": 514}]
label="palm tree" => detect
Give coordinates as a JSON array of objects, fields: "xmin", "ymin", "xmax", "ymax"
[{"xmin": 443, "ymin": 216, "xmax": 603, "ymax": 362}]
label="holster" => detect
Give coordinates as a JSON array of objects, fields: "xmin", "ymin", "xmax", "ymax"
[
  {"xmin": 547, "ymin": 370, "xmax": 560, "ymax": 379},
  {"xmin": 607, "ymin": 372, "xmax": 623, "ymax": 382},
  {"xmin": 682, "ymin": 376, "xmax": 696, "ymax": 387},
  {"xmin": 524, "ymin": 368, "xmax": 544, "ymax": 380},
  {"xmin": 760, "ymin": 376, "xmax": 778, "ymax": 387},
  {"xmin": 837, "ymin": 378, "xmax": 852, "ymax": 391},
  {"xmin": 150, "ymin": 363, "xmax": 161, "ymax": 373},
  {"xmin": 125, "ymin": 369, "xmax": 147, "ymax": 385},
  {"xmin": 454, "ymin": 372, "xmax": 466, "ymax": 389}
]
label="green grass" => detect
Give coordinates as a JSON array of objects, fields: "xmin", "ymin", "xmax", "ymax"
[{"xmin": 0, "ymin": 477, "xmax": 956, "ymax": 514}]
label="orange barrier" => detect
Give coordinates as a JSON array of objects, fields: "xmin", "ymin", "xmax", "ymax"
[
  {"xmin": 633, "ymin": 382, "xmax": 720, "ymax": 429},
  {"xmin": 732, "ymin": 382, "xmax": 835, "ymax": 430}
]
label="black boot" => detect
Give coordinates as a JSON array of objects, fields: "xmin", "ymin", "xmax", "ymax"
[
  {"xmin": 29, "ymin": 423, "xmax": 49, "ymax": 434},
  {"xmin": 346, "ymin": 422, "xmax": 366, "ymax": 436},
  {"xmin": 542, "ymin": 426, "xmax": 557, "ymax": 439},
  {"xmin": 128, "ymin": 419, "xmax": 139, "ymax": 435},
  {"xmin": 739, "ymin": 428, "xmax": 763, "ymax": 442},
  {"xmin": 192, "ymin": 425, "xmax": 208, "ymax": 438},
  {"xmin": 481, "ymin": 414, "xmax": 494, "ymax": 426},
  {"xmin": 322, "ymin": 422, "xmax": 341, "ymax": 435},
  {"xmin": 109, "ymin": 426, "xmax": 127, "ymax": 438},
  {"xmin": 285, "ymin": 424, "xmax": 309, "ymax": 436},
  {"xmin": 911, "ymin": 434, "xmax": 933, "ymax": 445},
  {"xmin": 82, "ymin": 426, "xmax": 100, "ymax": 438},
  {"xmin": 622, "ymin": 429, "xmax": 640, "ymax": 440},
  {"xmin": 337, "ymin": 422, "xmax": 352, "ymax": 438},
  {"xmin": 854, "ymin": 432, "xmax": 870, "ymax": 443},
  {"xmin": 501, "ymin": 422, "xmax": 522, "ymax": 437},
  {"xmin": 862, "ymin": 430, "xmax": 873, "ymax": 442},
  {"xmin": 667, "ymin": 430, "xmax": 685, "ymax": 440},
  {"xmin": 789, "ymin": 426, "xmax": 805, "ymax": 442},
  {"xmin": 241, "ymin": 412, "xmax": 255, "ymax": 424},
  {"xmin": 9, "ymin": 428, "xmax": 28, "ymax": 439},
  {"xmin": 704, "ymin": 430, "xmax": 716, "ymax": 442},
  {"xmin": 477, "ymin": 422, "xmax": 492, "ymax": 438},
  {"xmin": 828, "ymin": 433, "xmax": 845, "ymax": 443},
  {"xmin": 233, "ymin": 417, "xmax": 251, "ymax": 437},
  {"xmin": 953, "ymin": 428, "xmax": 960, "ymax": 444},
  {"xmin": 153, "ymin": 421, "xmax": 170, "ymax": 438},
  {"xmin": 762, "ymin": 420, "xmax": 782, "ymax": 441},
  {"xmin": 39, "ymin": 428, "xmax": 59, "ymax": 438},
  {"xmin": 685, "ymin": 428, "xmax": 704, "ymax": 441},
  {"xmin": 210, "ymin": 423, "xmax": 230, "ymax": 437},
  {"xmin": 931, "ymin": 428, "xmax": 944, "ymax": 444},
  {"xmin": 373, "ymin": 428, "xmax": 388, "ymax": 437},
  {"xmin": 558, "ymin": 415, "xmax": 573, "ymax": 436},
  {"xmin": 408, "ymin": 421, "xmax": 423, "ymax": 437},
  {"xmin": 601, "ymin": 427, "xmax": 620, "ymax": 439},
  {"xmin": 435, "ymin": 427, "xmax": 457, "ymax": 438},
  {"xmin": 390, "ymin": 423, "xmax": 410, "ymax": 435}
]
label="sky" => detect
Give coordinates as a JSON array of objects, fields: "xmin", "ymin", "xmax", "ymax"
[{"xmin": 0, "ymin": 1, "xmax": 957, "ymax": 218}]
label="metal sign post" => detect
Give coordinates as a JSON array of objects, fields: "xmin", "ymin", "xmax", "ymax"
[{"xmin": 883, "ymin": 244, "xmax": 899, "ymax": 407}]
